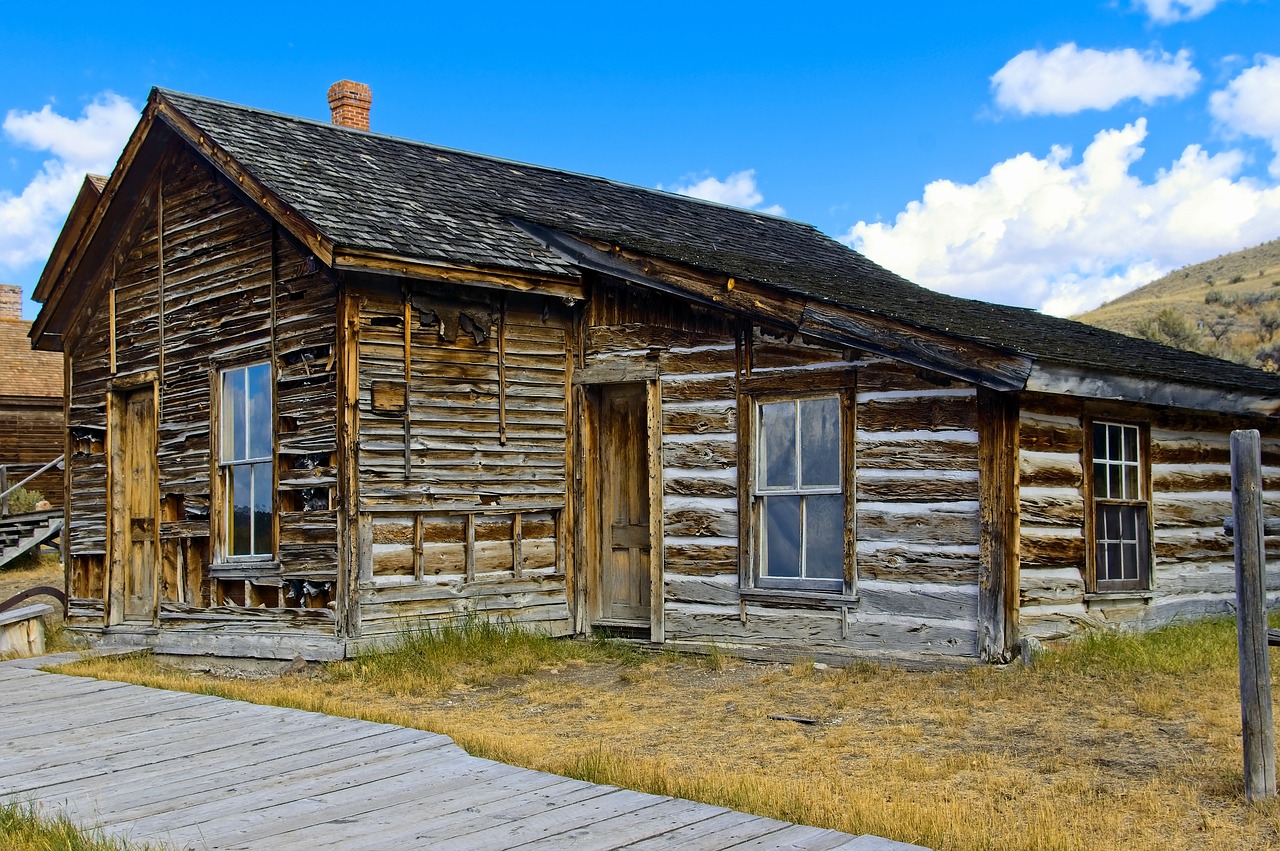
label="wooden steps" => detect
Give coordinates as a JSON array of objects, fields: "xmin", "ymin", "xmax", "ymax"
[
  {"xmin": 0, "ymin": 660, "xmax": 929, "ymax": 850},
  {"xmin": 0, "ymin": 509, "xmax": 62, "ymax": 569}
]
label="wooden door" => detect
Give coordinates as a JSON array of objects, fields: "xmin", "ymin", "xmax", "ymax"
[
  {"xmin": 595, "ymin": 384, "xmax": 651, "ymax": 626},
  {"xmin": 109, "ymin": 385, "xmax": 158, "ymax": 624}
]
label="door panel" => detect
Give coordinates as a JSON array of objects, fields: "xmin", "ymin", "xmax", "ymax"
[
  {"xmin": 596, "ymin": 384, "xmax": 650, "ymax": 625},
  {"xmin": 111, "ymin": 386, "xmax": 158, "ymax": 623}
]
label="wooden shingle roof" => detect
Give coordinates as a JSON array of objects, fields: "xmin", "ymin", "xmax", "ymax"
[{"xmin": 36, "ymin": 87, "xmax": 1280, "ymax": 411}]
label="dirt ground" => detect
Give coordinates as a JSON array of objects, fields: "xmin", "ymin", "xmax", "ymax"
[{"xmin": 102, "ymin": 629, "xmax": 1280, "ymax": 851}]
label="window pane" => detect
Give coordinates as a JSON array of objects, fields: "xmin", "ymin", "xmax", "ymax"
[
  {"xmin": 805, "ymin": 494, "xmax": 844, "ymax": 581},
  {"xmin": 1108, "ymin": 465, "xmax": 1122, "ymax": 500},
  {"xmin": 1123, "ymin": 426, "xmax": 1138, "ymax": 463},
  {"xmin": 761, "ymin": 402, "xmax": 797, "ymax": 489},
  {"xmin": 222, "ymin": 370, "xmax": 247, "ymax": 461},
  {"xmin": 1122, "ymin": 542, "xmax": 1137, "ymax": 580},
  {"xmin": 800, "ymin": 397, "xmax": 840, "ymax": 488},
  {"xmin": 229, "ymin": 464, "xmax": 252, "ymax": 556},
  {"xmin": 248, "ymin": 363, "xmax": 272, "ymax": 459},
  {"xmin": 1121, "ymin": 506, "xmax": 1136, "ymax": 540},
  {"xmin": 1093, "ymin": 460, "xmax": 1108, "ymax": 498},
  {"xmin": 1123, "ymin": 464, "xmax": 1139, "ymax": 500},
  {"xmin": 1105, "ymin": 543, "xmax": 1121, "ymax": 580},
  {"xmin": 1093, "ymin": 423, "xmax": 1108, "ymax": 462},
  {"xmin": 764, "ymin": 495, "xmax": 801, "ymax": 578},
  {"xmin": 1108, "ymin": 425, "xmax": 1122, "ymax": 460},
  {"xmin": 253, "ymin": 462, "xmax": 272, "ymax": 556}
]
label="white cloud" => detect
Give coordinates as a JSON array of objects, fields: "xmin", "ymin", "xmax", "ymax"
[
  {"xmin": 1210, "ymin": 55, "xmax": 1280, "ymax": 176},
  {"xmin": 0, "ymin": 93, "xmax": 137, "ymax": 273},
  {"xmin": 663, "ymin": 169, "xmax": 786, "ymax": 216},
  {"xmin": 843, "ymin": 119, "xmax": 1280, "ymax": 316},
  {"xmin": 1136, "ymin": 0, "xmax": 1226, "ymax": 24},
  {"xmin": 992, "ymin": 43, "xmax": 1200, "ymax": 115}
]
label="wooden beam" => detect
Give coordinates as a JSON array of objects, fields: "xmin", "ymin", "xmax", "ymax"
[
  {"xmin": 1231, "ymin": 429, "xmax": 1277, "ymax": 801},
  {"xmin": 1026, "ymin": 363, "xmax": 1280, "ymax": 419},
  {"xmin": 977, "ymin": 387, "xmax": 1020, "ymax": 663},
  {"xmin": 332, "ymin": 249, "xmax": 584, "ymax": 302},
  {"xmin": 647, "ymin": 378, "xmax": 664, "ymax": 644},
  {"xmin": 497, "ymin": 295, "xmax": 508, "ymax": 446},
  {"xmin": 335, "ymin": 289, "xmax": 362, "ymax": 638},
  {"xmin": 403, "ymin": 284, "xmax": 413, "ymax": 478}
]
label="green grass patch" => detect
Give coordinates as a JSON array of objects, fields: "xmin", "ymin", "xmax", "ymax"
[
  {"xmin": 328, "ymin": 617, "xmax": 643, "ymax": 696},
  {"xmin": 0, "ymin": 800, "xmax": 156, "ymax": 850}
]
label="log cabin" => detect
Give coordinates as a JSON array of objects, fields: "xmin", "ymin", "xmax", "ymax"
[
  {"xmin": 29, "ymin": 82, "xmax": 1280, "ymax": 664},
  {"xmin": 1, "ymin": 283, "xmax": 66, "ymax": 507}
]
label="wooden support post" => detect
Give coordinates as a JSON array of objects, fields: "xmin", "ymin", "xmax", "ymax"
[
  {"xmin": 465, "ymin": 513, "xmax": 476, "ymax": 582},
  {"xmin": 497, "ymin": 296, "xmax": 508, "ymax": 446},
  {"xmin": 403, "ymin": 285, "xmax": 413, "ymax": 477},
  {"xmin": 1231, "ymin": 428, "xmax": 1277, "ymax": 802},
  {"xmin": 0, "ymin": 466, "xmax": 8, "ymax": 517},
  {"xmin": 511, "ymin": 511, "xmax": 523, "ymax": 578}
]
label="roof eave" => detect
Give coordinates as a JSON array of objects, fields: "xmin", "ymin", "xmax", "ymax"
[
  {"xmin": 517, "ymin": 220, "xmax": 1033, "ymax": 391},
  {"xmin": 331, "ymin": 248, "xmax": 585, "ymax": 301},
  {"xmin": 1024, "ymin": 361, "xmax": 1280, "ymax": 418}
]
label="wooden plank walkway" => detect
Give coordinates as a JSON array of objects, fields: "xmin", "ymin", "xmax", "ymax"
[{"xmin": 0, "ymin": 655, "xmax": 925, "ymax": 850}]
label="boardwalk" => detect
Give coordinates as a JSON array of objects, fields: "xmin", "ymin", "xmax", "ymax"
[{"xmin": 0, "ymin": 655, "xmax": 923, "ymax": 850}]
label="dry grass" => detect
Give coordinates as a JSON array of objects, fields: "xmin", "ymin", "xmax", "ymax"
[{"xmin": 54, "ymin": 618, "xmax": 1280, "ymax": 851}]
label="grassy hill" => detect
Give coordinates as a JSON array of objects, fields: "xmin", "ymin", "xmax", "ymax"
[{"xmin": 1075, "ymin": 238, "xmax": 1280, "ymax": 369}]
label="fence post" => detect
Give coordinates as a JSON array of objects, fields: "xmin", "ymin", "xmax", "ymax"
[
  {"xmin": 1231, "ymin": 428, "xmax": 1277, "ymax": 801},
  {"xmin": 0, "ymin": 466, "xmax": 7, "ymax": 518}
]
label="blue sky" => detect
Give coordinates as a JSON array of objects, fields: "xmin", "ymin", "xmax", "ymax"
[{"xmin": 2, "ymin": 0, "xmax": 1278, "ymax": 320}]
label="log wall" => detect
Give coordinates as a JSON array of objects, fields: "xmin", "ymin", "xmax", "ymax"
[
  {"xmin": 352, "ymin": 285, "xmax": 571, "ymax": 639},
  {"xmin": 1018, "ymin": 394, "xmax": 1280, "ymax": 641},
  {"xmin": 582, "ymin": 281, "xmax": 984, "ymax": 664},
  {"xmin": 64, "ymin": 146, "xmax": 340, "ymax": 643}
]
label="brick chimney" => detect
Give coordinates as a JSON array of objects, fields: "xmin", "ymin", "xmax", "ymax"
[
  {"xmin": 0, "ymin": 284, "xmax": 22, "ymax": 320},
  {"xmin": 327, "ymin": 80, "xmax": 372, "ymax": 131}
]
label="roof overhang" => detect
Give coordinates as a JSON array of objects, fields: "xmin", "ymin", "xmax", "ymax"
[
  {"xmin": 516, "ymin": 220, "xmax": 1034, "ymax": 392},
  {"xmin": 1025, "ymin": 362, "xmax": 1280, "ymax": 418},
  {"xmin": 331, "ymin": 248, "xmax": 584, "ymax": 302}
]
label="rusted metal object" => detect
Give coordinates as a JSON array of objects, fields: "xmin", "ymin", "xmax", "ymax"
[{"xmin": 0, "ymin": 585, "xmax": 67, "ymax": 614}]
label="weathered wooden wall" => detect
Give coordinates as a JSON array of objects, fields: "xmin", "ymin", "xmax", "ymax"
[
  {"xmin": 1018, "ymin": 394, "xmax": 1280, "ymax": 641},
  {"xmin": 64, "ymin": 145, "xmax": 340, "ymax": 644},
  {"xmin": 581, "ymin": 280, "xmax": 983, "ymax": 664},
  {"xmin": 351, "ymin": 284, "xmax": 571, "ymax": 641},
  {"xmin": 0, "ymin": 401, "xmax": 64, "ymax": 506}
]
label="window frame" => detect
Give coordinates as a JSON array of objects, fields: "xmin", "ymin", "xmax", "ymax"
[
  {"xmin": 1084, "ymin": 418, "xmax": 1153, "ymax": 593},
  {"xmin": 217, "ymin": 361, "xmax": 275, "ymax": 562},
  {"xmin": 746, "ymin": 388, "xmax": 852, "ymax": 596}
]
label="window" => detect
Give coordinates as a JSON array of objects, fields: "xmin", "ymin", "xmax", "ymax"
[
  {"xmin": 755, "ymin": 396, "xmax": 845, "ymax": 591},
  {"xmin": 220, "ymin": 363, "xmax": 273, "ymax": 558},
  {"xmin": 1090, "ymin": 421, "xmax": 1150, "ymax": 591}
]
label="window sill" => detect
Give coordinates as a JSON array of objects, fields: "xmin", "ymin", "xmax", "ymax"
[
  {"xmin": 210, "ymin": 560, "xmax": 281, "ymax": 581},
  {"xmin": 741, "ymin": 587, "xmax": 857, "ymax": 609},
  {"xmin": 1084, "ymin": 590, "xmax": 1154, "ymax": 604}
]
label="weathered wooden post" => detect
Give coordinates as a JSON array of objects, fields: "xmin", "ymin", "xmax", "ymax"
[
  {"xmin": 1231, "ymin": 428, "xmax": 1276, "ymax": 801},
  {"xmin": 0, "ymin": 465, "xmax": 8, "ymax": 517}
]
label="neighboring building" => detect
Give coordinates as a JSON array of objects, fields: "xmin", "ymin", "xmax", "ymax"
[
  {"xmin": 29, "ymin": 83, "xmax": 1280, "ymax": 663},
  {"xmin": 0, "ymin": 283, "xmax": 65, "ymax": 507}
]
